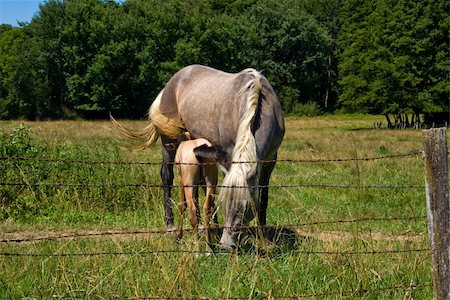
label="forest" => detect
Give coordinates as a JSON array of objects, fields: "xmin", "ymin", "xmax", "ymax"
[{"xmin": 0, "ymin": 0, "xmax": 448, "ymax": 124}]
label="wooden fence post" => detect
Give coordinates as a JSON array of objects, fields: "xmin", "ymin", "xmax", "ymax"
[{"xmin": 423, "ymin": 128, "xmax": 450, "ymax": 300}]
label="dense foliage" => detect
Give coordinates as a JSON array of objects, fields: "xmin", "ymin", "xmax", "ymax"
[
  {"xmin": 338, "ymin": 0, "xmax": 449, "ymax": 121},
  {"xmin": 0, "ymin": 0, "xmax": 448, "ymax": 120}
]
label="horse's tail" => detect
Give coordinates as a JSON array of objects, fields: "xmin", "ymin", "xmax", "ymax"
[
  {"xmin": 110, "ymin": 114, "xmax": 160, "ymax": 151},
  {"xmin": 111, "ymin": 90, "xmax": 183, "ymax": 151},
  {"xmin": 218, "ymin": 69, "xmax": 262, "ymax": 219},
  {"xmin": 148, "ymin": 90, "xmax": 185, "ymax": 140}
]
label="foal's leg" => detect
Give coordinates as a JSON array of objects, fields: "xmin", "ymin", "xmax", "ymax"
[
  {"xmin": 177, "ymin": 183, "xmax": 186, "ymax": 239},
  {"xmin": 161, "ymin": 136, "xmax": 177, "ymax": 230},
  {"xmin": 185, "ymin": 184, "xmax": 200, "ymax": 252},
  {"xmin": 204, "ymin": 186, "xmax": 215, "ymax": 249},
  {"xmin": 203, "ymin": 165, "xmax": 218, "ymax": 251}
]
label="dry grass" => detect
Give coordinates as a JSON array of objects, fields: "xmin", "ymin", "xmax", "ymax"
[{"xmin": 281, "ymin": 115, "xmax": 424, "ymax": 160}]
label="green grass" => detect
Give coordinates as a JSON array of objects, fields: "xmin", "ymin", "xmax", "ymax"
[{"xmin": 0, "ymin": 115, "xmax": 439, "ymax": 298}]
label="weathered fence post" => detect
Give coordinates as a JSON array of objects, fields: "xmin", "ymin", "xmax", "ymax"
[{"xmin": 423, "ymin": 128, "xmax": 450, "ymax": 300}]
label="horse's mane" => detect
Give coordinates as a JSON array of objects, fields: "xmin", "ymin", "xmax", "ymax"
[
  {"xmin": 218, "ymin": 68, "xmax": 262, "ymax": 219},
  {"xmin": 232, "ymin": 68, "xmax": 261, "ymax": 166}
]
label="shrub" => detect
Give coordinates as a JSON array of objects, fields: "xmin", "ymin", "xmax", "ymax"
[
  {"xmin": 0, "ymin": 125, "xmax": 147, "ymax": 221},
  {"xmin": 292, "ymin": 101, "xmax": 322, "ymax": 116}
]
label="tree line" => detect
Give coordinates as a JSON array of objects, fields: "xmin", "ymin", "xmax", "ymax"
[{"xmin": 0, "ymin": 0, "xmax": 448, "ymax": 124}]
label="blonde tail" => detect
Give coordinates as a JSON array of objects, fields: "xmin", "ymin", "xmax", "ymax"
[
  {"xmin": 148, "ymin": 90, "xmax": 185, "ymax": 140},
  {"xmin": 110, "ymin": 113, "xmax": 160, "ymax": 151},
  {"xmin": 110, "ymin": 89, "xmax": 186, "ymax": 151}
]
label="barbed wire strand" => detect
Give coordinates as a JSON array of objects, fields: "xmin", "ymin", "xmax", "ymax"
[
  {"xmin": 0, "ymin": 151, "xmax": 422, "ymax": 166},
  {"xmin": 0, "ymin": 215, "xmax": 426, "ymax": 243},
  {"xmin": 0, "ymin": 182, "xmax": 425, "ymax": 189},
  {"xmin": 128, "ymin": 283, "xmax": 432, "ymax": 299},
  {"xmin": 0, "ymin": 247, "xmax": 429, "ymax": 258}
]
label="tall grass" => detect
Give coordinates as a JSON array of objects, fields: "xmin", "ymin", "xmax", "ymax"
[{"xmin": 0, "ymin": 116, "xmax": 437, "ymax": 298}]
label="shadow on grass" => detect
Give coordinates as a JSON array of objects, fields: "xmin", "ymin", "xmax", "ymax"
[{"xmin": 207, "ymin": 226, "xmax": 308, "ymax": 256}]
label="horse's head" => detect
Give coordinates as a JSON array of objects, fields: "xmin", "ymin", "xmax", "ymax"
[{"xmin": 219, "ymin": 165, "xmax": 259, "ymax": 251}]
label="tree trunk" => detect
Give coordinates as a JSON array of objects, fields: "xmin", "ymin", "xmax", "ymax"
[
  {"xmin": 404, "ymin": 113, "xmax": 410, "ymax": 127},
  {"xmin": 385, "ymin": 114, "xmax": 393, "ymax": 128}
]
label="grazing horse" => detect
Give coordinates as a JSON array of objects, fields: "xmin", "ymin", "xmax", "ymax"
[
  {"xmin": 175, "ymin": 134, "xmax": 226, "ymax": 250},
  {"xmin": 111, "ymin": 64, "xmax": 285, "ymax": 251}
]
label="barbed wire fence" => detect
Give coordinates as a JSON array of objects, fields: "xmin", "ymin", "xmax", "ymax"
[
  {"xmin": 0, "ymin": 215, "xmax": 426, "ymax": 244},
  {"xmin": 1, "ymin": 130, "xmax": 448, "ymax": 298},
  {"xmin": 0, "ymin": 150, "xmax": 426, "ymax": 191}
]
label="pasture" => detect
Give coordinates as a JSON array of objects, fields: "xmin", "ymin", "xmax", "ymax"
[{"xmin": 0, "ymin": 115, "xmax": 438, "ymax": 299}]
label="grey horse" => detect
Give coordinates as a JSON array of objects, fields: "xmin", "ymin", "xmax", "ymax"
[{"xmin": 111, "ymin": 65, "xmax": 285, "ymax": 251}]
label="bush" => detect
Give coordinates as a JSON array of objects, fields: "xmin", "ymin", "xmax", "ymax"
[
  {"xmin": 0, "ymin": 125, "xmax": 148, "ymax": 221},
  {"xmin": 0, "ymin": 125, "xmax": 48, "ymax": 219},
  {"xmin": 292, "ymin": 101, "xmax": 322, "ymax": 117},
  {"xmin": 0, "ymin": 124, "xmax": 45, "ymax": 157}
]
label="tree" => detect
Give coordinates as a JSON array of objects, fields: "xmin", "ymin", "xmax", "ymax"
[
  {"xmin": 301, "ymin": 0, "xmax": 342, "ymax": 110},
  {"xmin": 28, "ymin": 0, "xmax": 68, "ymax": 118},
  {"xmin": 337, "ymin": 0, "xmax": 449, "ymax": 126},
  {"xmin": 247, "ymin": 0, "xmax": 333, "ymax": 114},
  {"xmin": 0, "ymin": 27, "xmax": 50, "ymax": 119},
  {"xmin": 0, "ymin": 0, "xmax": 342, "ymax": 119}
]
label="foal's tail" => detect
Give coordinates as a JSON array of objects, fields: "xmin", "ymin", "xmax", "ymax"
[
  {"xmin": 110, "ymin": 90, "xmax": 184, "ymax": 151},
  {"xmin": 194, "ymin": 144, "xmax": 228, "ymax": 164},
  {"xmin": 218, "ymin": 69, "xmax": 262, "ymax": 217}
]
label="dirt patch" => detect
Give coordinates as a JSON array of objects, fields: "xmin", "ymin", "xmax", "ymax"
[
  {"xmin": 0, "ymin": 228, "xmax": 426, "ymax": 244},
  {"xmin": 295, "ymin": 229, "xmax": 425, "ymax": 243}
]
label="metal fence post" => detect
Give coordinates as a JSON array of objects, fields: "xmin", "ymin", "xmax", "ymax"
[{"xmin": 423, "ymin": 128, "xmax": 449, "ymax": 300}]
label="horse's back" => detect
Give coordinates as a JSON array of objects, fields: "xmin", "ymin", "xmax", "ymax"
[
  {"xmin": 160, "ymin": 66, "xmax": 243, "ymax": 145},
  {"xmin": 161, "ymin": 65, "xmax": 284, "ymax": 160},
  {"xmin": 164, "ymin": 65, "xmax": 251, "ymax": 108}
]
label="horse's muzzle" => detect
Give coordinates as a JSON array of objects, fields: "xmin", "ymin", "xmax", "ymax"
[{"xmin": 219, "ymin": 229, "xmax": 237, "ymax": 252}]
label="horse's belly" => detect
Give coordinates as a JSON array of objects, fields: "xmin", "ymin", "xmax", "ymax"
[{"xmin": 179, "ymin": 96, "xmax": 238, "ymax": 151}]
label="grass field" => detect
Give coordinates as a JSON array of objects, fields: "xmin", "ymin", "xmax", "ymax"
[{"xmin": 0, "ymin": 115, "xmax": 442, "ymax": 299}]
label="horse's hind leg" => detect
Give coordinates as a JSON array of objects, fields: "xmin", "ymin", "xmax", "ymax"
[{"xmin": 161, "ymin": 137, "xmax": 177, "ymax": 231}]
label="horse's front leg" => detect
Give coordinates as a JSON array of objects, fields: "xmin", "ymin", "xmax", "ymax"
[
  {"xmin": 258, "ymin": 161, "xmax": 276, "ymax": 239},
  {"xmin": 161, "ymin": 137, "xmax": 177, "ymax": 231}
]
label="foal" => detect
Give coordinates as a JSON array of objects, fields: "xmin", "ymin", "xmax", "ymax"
[{"xmin": 175, "ymin": 135, "xmax": 227, "ymax": 250}]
